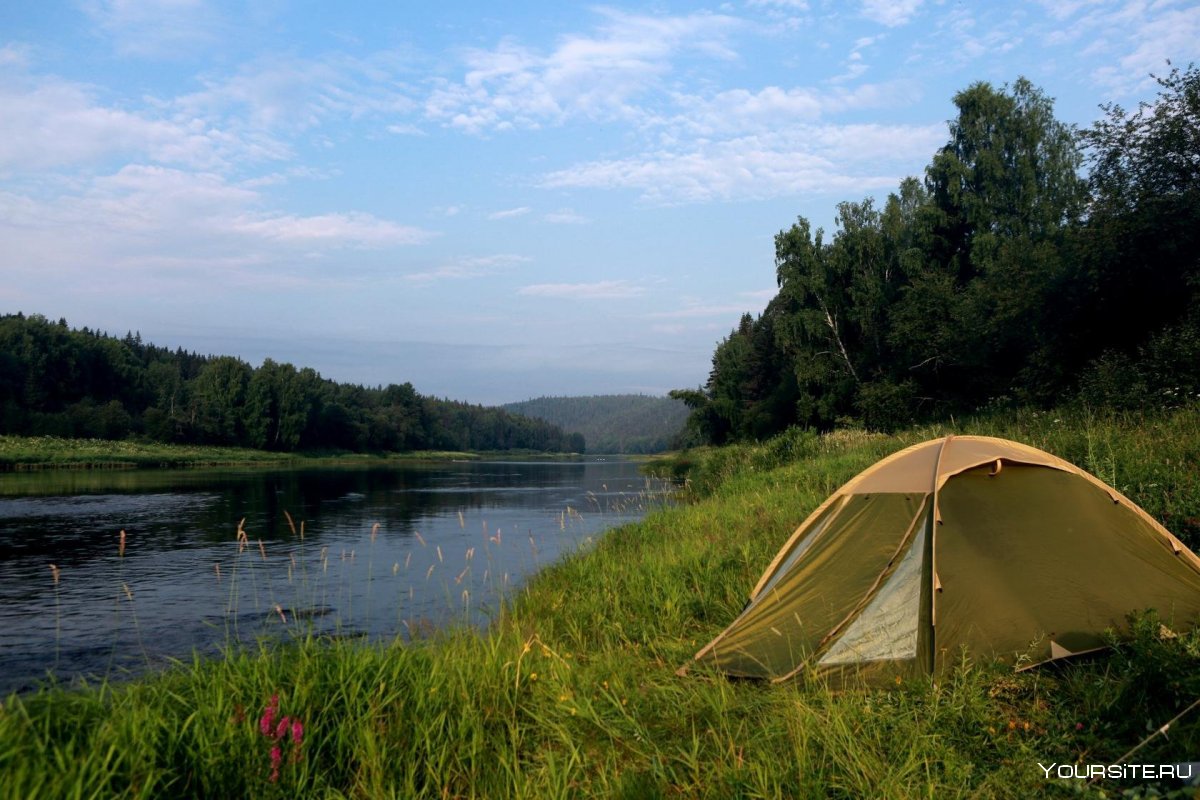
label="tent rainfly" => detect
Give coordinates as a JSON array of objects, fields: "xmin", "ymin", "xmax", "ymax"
[{"xmin": 680, "ymin": 435, "xmax": 1200, "ymax": 684}]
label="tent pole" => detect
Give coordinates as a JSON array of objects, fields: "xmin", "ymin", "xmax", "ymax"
[{"xmin": 929, "ymin": 435, "xmax": 952, "ymax": 673}]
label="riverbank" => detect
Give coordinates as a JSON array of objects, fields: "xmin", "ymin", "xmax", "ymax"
[
  {"xmin": 3, "ymin": 407, "xmax": 1200, "ymax": 797},
  {"xmin": 0, "ymin": 434, "xmax": 570, "ymax": 471}
]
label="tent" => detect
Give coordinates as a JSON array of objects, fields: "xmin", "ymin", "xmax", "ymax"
[{"xmin": 681, "ymin": 435, "xmax": 1200, "ymax": 684}]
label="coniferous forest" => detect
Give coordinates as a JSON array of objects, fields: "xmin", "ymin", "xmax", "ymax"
[
  {"xmin": 673, "ymin": 66, "xmax": 1200, "ymax": 443},
  {"xmin": 0, "ymin": 314, "xmax": 584, "ymax": 454}
]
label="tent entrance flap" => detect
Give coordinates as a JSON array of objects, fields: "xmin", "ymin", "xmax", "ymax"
[{"xmin": 817, "ymin": 517, "xmax": 928, "ymax": 666}]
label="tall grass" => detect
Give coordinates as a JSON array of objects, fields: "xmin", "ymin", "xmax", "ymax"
[{"xmin": 4, "ymin": 405, "xmax": 1200, "ymax": 798}]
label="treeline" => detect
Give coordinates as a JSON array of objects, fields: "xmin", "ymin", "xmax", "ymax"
[
  {"xmin": 0, "ymin": 314, "xmax": 585, "ymax": 454},
  {"xmin": 502, "ymin": 394, "xmax": 691, "ymax": 454},
  {"xmin": 674, "ymin": 66, "xmax": 1200, "ymax": 443}
]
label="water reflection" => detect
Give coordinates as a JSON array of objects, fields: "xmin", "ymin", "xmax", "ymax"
[{"xmin": 0, "ymin": 459, "xmax": 672, "ymax": 694}]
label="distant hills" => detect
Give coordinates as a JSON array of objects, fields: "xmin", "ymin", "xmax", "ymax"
[{"xmin": 502, "ymin": 395, "xmax": 690, "ymax": 454}]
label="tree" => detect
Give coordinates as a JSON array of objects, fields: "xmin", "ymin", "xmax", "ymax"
[
  {"xmin": 899, "ymin": 77, "xmax": 1085, "ymax": 405},
  {"xmin": 190, "ymin": 357, "xmax": 251, "ymax": 444},
  {"xmin": 1071, "ymin": 62, "xmax": 1200, "ymax": 399}
]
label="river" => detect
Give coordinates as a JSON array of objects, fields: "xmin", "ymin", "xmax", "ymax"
[{"xmin": 0, "ymin": 458, "xmax": 673, "ymax": 695}]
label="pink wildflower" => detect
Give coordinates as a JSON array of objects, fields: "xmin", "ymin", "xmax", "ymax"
[
  {"xmin": 275, "ymin": 715, "xmax": 291, "ymax": 741},
  {"xmin": 269, "ymin": 745, "xmax": 282, "ymax": 783},
  {"xmin": 260, "ymin": 695, "xmax": 279, "ymax": 736},
  {"xmin": 291, "ymin": 720, "xmax": 305, "ymax": 763}
]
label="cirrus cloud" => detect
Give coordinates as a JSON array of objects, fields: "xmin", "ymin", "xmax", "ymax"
[
  {"xmin": 539, "ymin": 123, "xmax": 943, "ymax": 204},
  {"xmin": 518, "ymin": 280, "xmax": 645, "ymax": 299}
]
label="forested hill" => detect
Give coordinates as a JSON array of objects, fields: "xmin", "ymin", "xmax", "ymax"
[
  {"xmin": 502, "ymin": 395, "xmax": 689, "ymax": 454},
  {"xmin": 0, "ymin": 313, "xmax": 584, "ymax": 454},
  {"xmin": 674, "ymin": 66, "xmax": 1200, "ymax": 444}
]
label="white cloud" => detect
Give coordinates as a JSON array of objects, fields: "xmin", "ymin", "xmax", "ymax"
[
  {"xmin": 0, "ymin": 70, "xmax": 246, "ymax": 173},
  {"xmin": 664, "ymin": 80, "xmax": 919, "ymax": 137},
  {"xmin": 1034, "ymin": 0, "xmax": 1108, "ymax": 22},
  {"xmin": 488, "ymin": 206, "xmax": 531, "ymax": 220},
  {"xmin": 177, "ymin": 54, "xmax": 418, "ymax": 137},
  {"xmin": 1090, "ymin": 4, "xmax": 1200, "ymax": 95},
  {"xmin": 82, "ymin": 0, "xmax": 225, "ymax": 58},
  {"xmin": 0, "ymin": 165, "xmax": 436, "ymax": 291},
  {"xmin": 0, "ymin": 44, "xmax": 30, "ymax": 67},
  {"xmin": 405, "ymin": 254, "xmax": 530, "ymax": 283},
  {"xmin": 387, "ymin": 122, "xmax": 427, "ymax": 136},
  {"xmin": 746, "ymin": 0, "xmax": 808, "ymax": 8},
  {"xmin": 861, "ymin": 0, "xmax": 924, "ymax": 27},
  {"xmin": 518, "ymin": 280, "xmax": 645, "ymax": 299},
  {"xmin": 233, "ymin": 211, "xmax": 432, "ymax": 247},
  {"xmin": 543, "ymin": 208, "xmax": 589, "ymax": 224},
  {"xmin": 425, "ymin": 9, "xmax": 742, "ymax": 133},
  {"xmin": 539, "ymin": 123, "xmax": 943, "ymax": 204},
  {"xmin": 831, "ymin": 54, "xmax": 869, "ymax": 84}
]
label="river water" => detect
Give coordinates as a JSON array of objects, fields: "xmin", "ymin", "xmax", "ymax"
[{"xmin": 0, "ymin": 458, "xmax": 672, "ymax": 695}]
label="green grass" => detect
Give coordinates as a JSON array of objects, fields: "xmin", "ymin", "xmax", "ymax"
[
  {"xmin": 5, "ymin": 406, "xmax": 1200, "ymax": 798},
  {"xmin": 0, "ymin": 435, "xmax": 496, "ymax": 471},
  {"xmin": 0, "ymin": 435, "xmax": 303, "ymax": 470}
]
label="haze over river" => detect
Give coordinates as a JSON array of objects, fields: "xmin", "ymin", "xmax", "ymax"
[{"xmin": 0, "ymin": 458, "xmax": 672, "ymax": 695}]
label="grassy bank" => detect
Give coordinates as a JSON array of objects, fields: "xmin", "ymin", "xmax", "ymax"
[
  {"xmin": 0, "ymin": 435, "xmax": 492, "ymax": 471},
  {"xmin": 0, "ymin": 435, "xmax": 303, "ymax": 470},
  {"xmin": 4, "ymin": 407, "xmax": 1200, "ymax": 797}
]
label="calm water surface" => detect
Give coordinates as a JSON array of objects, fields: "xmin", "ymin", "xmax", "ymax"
[{"xmin": 0, "ymin": 458, "xmax": 672, "ymax": 694}]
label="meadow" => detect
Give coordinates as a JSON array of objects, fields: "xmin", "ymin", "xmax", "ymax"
[{"xmin": 3, "ymin": 406, "xmax": 1200, "ymax": 798}]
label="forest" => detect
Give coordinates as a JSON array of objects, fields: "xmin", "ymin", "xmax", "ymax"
[
  {"xmin": 0, "ymin": 314, "xmax": 584, "ymax": 454},
  {"xmin": 673, "ymin": 65, "xmax": 1200, "ymax": 443}
]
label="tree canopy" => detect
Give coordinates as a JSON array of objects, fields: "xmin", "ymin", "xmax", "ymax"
[
  {"xmin": 677, "ymin": 67, "xmax": 1200, "ymax": 442},
  {"xmin": 0, "ymin": 314, "xmax": 583, "ymax": 454}
]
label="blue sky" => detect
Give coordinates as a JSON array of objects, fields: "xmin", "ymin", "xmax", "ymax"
[{"xmin": 2, "ymin": 1, "xmax": 1197, "ymax": 404}]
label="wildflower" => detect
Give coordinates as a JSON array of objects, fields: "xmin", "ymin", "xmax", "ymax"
[
  {"xmin": 1075, "ymin": 722, "xmax": 1084, "ymax": 731},
  {"xmin": 258, "ymin": 695, "xmax": 305, "ymax": 781},
  {"xmin": 530, "ymin": 672, "xmax": 538, "ymax": 682},
  {"xmin": 269, "ymin": 745, "xmax": 282, "ymax": 783},
  {"xmin": 275, "ymin": 716, "xmax": 291, "ymax": 741},
  {"xmin": 260, "ymin": 695, "xmax": 279, "ymax": 736}
]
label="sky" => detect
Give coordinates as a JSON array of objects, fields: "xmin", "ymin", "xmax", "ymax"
[{"xmin": 2, "ymin": 1, "xmax": 1198, "ymax": 405}]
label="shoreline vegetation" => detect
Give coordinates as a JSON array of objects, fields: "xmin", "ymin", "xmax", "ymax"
[
  {"xmin": 3, "ymin": 405, "xmax": 1200, "ymax": 797},
  {"xmin": 0, "ymin": 434, "xmax": 597, "ymax": 472}
]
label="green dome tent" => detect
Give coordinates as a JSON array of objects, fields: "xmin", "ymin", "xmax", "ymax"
[{"xmin": 680, "ymin": 435, "xmax": 1200, "ymax": 684}]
